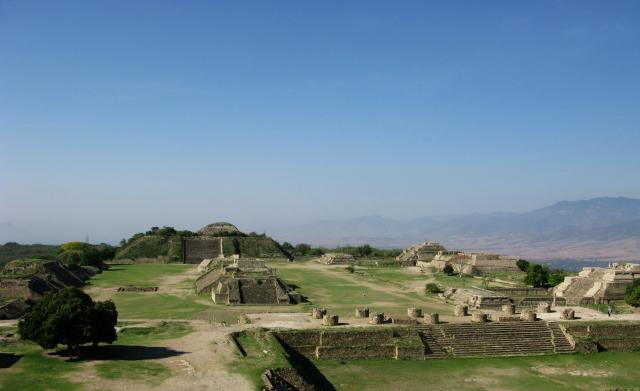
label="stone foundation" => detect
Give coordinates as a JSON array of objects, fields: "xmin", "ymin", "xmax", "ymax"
[
  {"xmin": 520, "ymin": 310, "xmax": 537, "ymax": 321},
  {"xmin": 369, "ymin": 312, "xmax": 384, "ymax": 324},
  {"xmin": 537, "ymin": 302, "xmax": 551, "ymax": 313},
  {"xmin": 471, "ymin": 311, "xmax": 488, "ymax": 323},
  {"xmin": 355, "ymin": 307, "xmax": 370, "ymax": 318},
  {"xmin": 312, "ymin": 307, "xmax": 327, "ymax": 319},
  {"xmin": 323, "ymin": 314, "xmax": 339, "ymax": 326},
  {"xmin": 560, "ymin": 308, "xmax": 575, "ymax": 320},
  {"xmin": 454, "ymin": 304, "xmax": 468, "ymax": 317},
  {"xmin": 407, "ymin": 308, "xmax": 422, "ymax": 318},
  {"xmin": 424, "ymin": 313, "xmax": 439, "ymax": 324},
  {"xmin": 502, "ymin": 304, "xmax": 515, "ymax": 315}
]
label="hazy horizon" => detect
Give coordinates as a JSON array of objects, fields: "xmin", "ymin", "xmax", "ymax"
[{"xmin": 3, "ymin": 2, "xmax": 640, "ymax": 244}]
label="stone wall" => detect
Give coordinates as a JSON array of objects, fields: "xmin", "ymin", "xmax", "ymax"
[
  {"xmin": 563, "ymin": 322, "xmax": 640, "ymax": 352},
  {"xmin": 182, "ymin": 237, "xmax": 223, "ymax": 264}
]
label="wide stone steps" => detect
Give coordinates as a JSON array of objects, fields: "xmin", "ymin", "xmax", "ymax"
[
  {"xmin": 415, "ymin": 321, "xmax": 574, "ymax": 358},
  {"xmin": 547, "ymin": 322, "xmax": 575, "ymax": 353}
]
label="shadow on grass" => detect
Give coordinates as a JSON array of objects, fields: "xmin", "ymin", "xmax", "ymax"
[
  {"xmin": 0, "ymin": 352, "xmax": 23, "ymax": 368},
  {"xmin": 51, "ymin": 345, "xmax": 186, "ymax": 361},
  {"xmin": 282, "ymin": 346, "xmax": 336, "ymax": 391}
]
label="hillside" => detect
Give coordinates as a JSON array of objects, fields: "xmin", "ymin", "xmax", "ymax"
[
  {"xmin": 0, "ymin": 242, "xmax": 60, "ymax": 270},
  {"xmin": 267, "ymin": 197, "xmax": 640, "ymax": 261},
  {"xmin": 116, "ymin": 223, "xmax": 292, "ymax": 262}
]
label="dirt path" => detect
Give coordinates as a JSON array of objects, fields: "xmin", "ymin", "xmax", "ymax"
[{"xmin": 154, "ymin": 321, "xmax": 252, "ymax": 391}]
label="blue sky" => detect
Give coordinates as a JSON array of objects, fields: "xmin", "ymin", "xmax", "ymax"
[{"xmin": 1, "ymin": 1, "xmax": 640, "ymax": 243}]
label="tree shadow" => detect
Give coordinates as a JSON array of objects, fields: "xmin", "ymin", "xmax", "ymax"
[
  {"xmin": 0, "ymin": 352, "xmax": 22, "ymax": 368},
  {"xmin": 51, "ymin": 345, "xmax": 187, "ymax": 361}
]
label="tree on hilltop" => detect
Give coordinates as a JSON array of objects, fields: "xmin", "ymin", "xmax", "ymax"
[{"xmin": 625, "ymin": 279, "xmax": 640, "ymax": 307}]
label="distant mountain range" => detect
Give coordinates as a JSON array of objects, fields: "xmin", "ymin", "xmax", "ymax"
[{"xmin": 267, "ymin": 197, "xmax": 640, "ymax": 261}]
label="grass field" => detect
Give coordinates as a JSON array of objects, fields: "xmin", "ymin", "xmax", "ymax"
[
  {"xmin": 0, "ymin": 320, "xmax": 196, "ymax": 391},
  {"xmin": 315, "ymin": 352, "xmax": 640, "ymax": 390}
]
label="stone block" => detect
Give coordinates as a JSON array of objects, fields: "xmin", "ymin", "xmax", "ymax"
[
  {"xmin": 502, "ymin": 304, "xmax": 515, "ymax": 315},
  {"xmin": 454, "ymin": 304, "xmax": 468, "ymax": 317},
  {"xmin": 312, "ymin": 307, "xmax": 327, "ymax": 319},
  {"xmin": 520, "ymin": 309, "xmax": 537, "ymax": 321},
  {"xmin": 369, "ymin": 312, "xmax": 385, "ymax": 325},
  {"xmin": 537, "ymin": 302, "xmax": 551, "ymax": 313},
  {"xmin": 355, "ymin": 307, "xmax": 370, "ymax": 318},
  {"xmin": 560, "ymin": 308, "xmax": 575, "ymax": 320},
  {"xmin": 407, "ymin": 307, "xmax": 422, "ymax": 318},
  {"xmin": 471, "ymin": 311, "xmax": 488, "ymax": 323},
  {"xmin": 424, "ymin": 313, "xmax": 439, "ymax": 324},
  {"xmin": 323, "ymin": 314, "xmax": 339, "ymax": 326}
]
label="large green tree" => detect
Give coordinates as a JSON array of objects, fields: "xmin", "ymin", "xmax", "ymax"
[
  {"xmin": 524, "ymin": 264, "xmax": 550, "ymax": 287},
  {"xmin": 18, "ymin": 287, "xmax": 118, "ymax": 352}
]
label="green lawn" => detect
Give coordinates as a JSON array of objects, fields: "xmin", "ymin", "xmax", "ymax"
[
  {"xmin": 316, "ymin": 352, "xmax": 640, "ymax": 390},
  {"xmin": 88, "ymin": 263, "xmax": 192, "ymax": 288},
  {"xmin": 274, "ymin": 261, "xmax": 452, "ymax": 317}
]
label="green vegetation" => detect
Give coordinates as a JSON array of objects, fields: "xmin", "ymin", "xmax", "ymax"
[
  {"xmin": 94, "ymin": 361, "xmax": 171, "ymax": 384},
  {"xmin": 425, "ymin": 282, "xmax": 442, "ymax": 294},
  {"xmin": 0, "ymin": 344, "xmax": 83, "ymax": 391},
  {"xmin": 230, "ymin": 329, "xmax": 292, "ymax": 389},
  {"xmin": 116, "ymin": 321, "xmax": 192, "ymax": 345},
  {"xmin": 625, "ymin": 279, "xmax": 640, "ymax": 307},
  {"xmin": 57, "ymin": 242, "xmax": 115, "ymax": 268},
  {"xmin": 581, "ymin": 303, "xmax": 622, "ymax": 315},
  {"xmin": 516, "ymin": 259, "xmax": 530, "ymax": 272},
  {"xmin": 316, "ymin": 352, "xmax": 640, "ymax": 390},
  {"xmin": 19, "ymin": 287, "xmax": 117, "ymax": 352},
  {"xmin": 0, "ymin": 242, "xmax": 59, "ymax": 270},
  {"xmin": 88, "ymin": 263, "xmax": 190, "ymax": 287},
  {"xmin": 443, "ymin": 264, "xmax": 454, "ymax": 275}
]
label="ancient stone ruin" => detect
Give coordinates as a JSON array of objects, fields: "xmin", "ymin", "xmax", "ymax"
[
  {"xmin": 554, "ymin": 262, "xmax": 640, "ymax": 305},
  {"xmin": 117, "ymin": 285, "xmax": 158, "ymax": 292},
  {"xmin": 0, "ymin": 259, "xmax": 95, "ymax": 319},
  {"xmin": 182, "ymin": 222, "xmax": 292, "ymax": 263},
  {"xmin": 430, "ymin": 251, "xmax": 520, "ymax": 275},
  {"xmin": 274, "ymin": 321, "xmax": 575, "ymax": 361},
  {"xmin": 317, "ymin": 253, "xmax": 355, "ymax": 265},
  {"xmin": 395, "ymin": 242, "xmax": 446, "ymax": 266},
  {"xmin": 196, "ymin": 258, "xmax": 300, "ymax": 305},
  {"xmin": 354, "ymin": 307, "xmax": 369, "ymax": 318}
]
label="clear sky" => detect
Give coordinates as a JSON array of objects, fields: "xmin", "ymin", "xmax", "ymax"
[{"xmin": 1, "ymin": 1, "xmax": 640, "ymax": 243}]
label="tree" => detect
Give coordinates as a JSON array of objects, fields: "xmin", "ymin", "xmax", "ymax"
[
  {"xmin": 524, "ymin": 264, "xmax": 550, "ymax": 287},
  {"xmin": 281, "ymin": 242, "xmax": 295, "ymax": 252},
  {"xmin": 356, "ymin": 244, "xmax": 373, "ymax": 257},
  {"xmin": 294, "ymin": 243, "xmax": 311, "ymax": 256},
  {"xmin": 443, "ymin": 264, "xmax": 454, "ymax": 276},
  {"xmin": 90, "ymin": 300, "xmax": 118, "ymax": 346},
  {"xmin": 625, "ymin": 279, "xmax": 640, "ymax": 307},
  {"xmin": 516, "ymin": 259, "xmax": 530, "ymax": 272},
  {"xmin": 18, "ymin": 287, "xmax": 118, "ymax": 353},
  {"xmin": 548, "ymin": 271, "xmax": 567, "ymax": 287}
]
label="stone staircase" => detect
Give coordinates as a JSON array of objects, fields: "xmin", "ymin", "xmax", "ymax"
[
  {"xmin": 418, "ymin": 328, "xmax": 449, "ymax": 359},
  {"xmin": 547, "ymin": 322, "xmax": 574, "ymax": 353},
  {"xmin": 417, "ymin": 321, "xmax": 574, "ymax": 358}
]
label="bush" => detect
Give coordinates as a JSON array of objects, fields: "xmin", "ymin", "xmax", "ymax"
[
  {"xmin": 425, "ymin": 283, "xmax": 441, "ymax": 294},
  {"xmin": 18, "ymin": 287, "xmax": 118, "ymax": 352},
  {"xmin": 345, "ymin": 265, "xmax": 355, "ymax": 273},
  {"xmin": 625, "ymin": 279, "xmax": 640, "ymax": 307},
  {"xmin": 516, "ymin": 259, "xmax": 530, "ymax": 272},
  {"xmin": 443, "ymin": 264, "xmax": 454, "ymax": 276}
]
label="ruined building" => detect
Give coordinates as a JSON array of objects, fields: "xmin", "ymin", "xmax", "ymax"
[
  {"xmin": 430, "ymin": 251, "xmax": 519, "ymax": 275},
  {"xmin": 181, "ymin": 222, "xmax": 292, "ymax": 263},
  {"xmin": 317, "ymin": 253, "xmax": 355, "ymax": 265},
  {"xmin": 554, "ymin": 262, "xmax": 640, "ymax": 305},
  {"xmin": 195, "ymin": 258, "xmax": 300, "ymax": 305},
  {"xmin": 395, "ymin": 242, "xmax": 447, "ymax": 266},
  {"xmin": 0, "ymin": 259, "xmax": 95, "ymax": 319}
]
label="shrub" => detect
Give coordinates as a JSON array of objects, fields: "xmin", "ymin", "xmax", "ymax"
[
  {"xmin": 425, "ymin": 283, "xmax": 441, "ymax": 294},
  {"xmin": 625, "ymin": 279, "xmax": 640, "ymax": 307},
  {"xmin": 443, "ymin": 264, "xmax": 454, "ymax": 276},
  {"xmin": 345, "ymin": 265, "xmax": 355, "ymax": 273}
]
